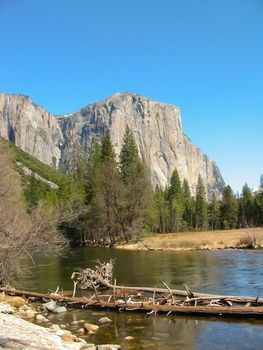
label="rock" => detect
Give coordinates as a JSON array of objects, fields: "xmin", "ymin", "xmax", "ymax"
[
  {"xmin": 49, "ymin": 324, "xmax": 61, "ymax": 332},
  {"xmin": 19, "ymin": 304, "xmax": 31, "ymax": 311},
  {"xmin": 60, "ymin": 332, "xmax": 77, "ymax": 342},
  {"xmin": 76, "ymin": 328, "xmax": 85, "ymax": 334},
  {"xmin": 0, "ymin": 296, "xmax": 27, "ymax": 308},
  {"xmin": 0, "ymin": 313, "xmax": 88, "ymax": 349},
  {"xmin": 84, "ymin": 345, "xmax": 96, "ymax": 350},
  {"xmin": 60, "ymin": 323, "xmax": 68, "ymax": 329},
  {"xmin": 54, "ymin": 306, "xmax": 67, "ymax": 313},
  {"xmin": 0, "ymin": 302, "xmax": 15, "ymax": 314},
  {"xmin": 22, "ymin": 309, "xmax": 37, "ymax": 319},
  {"xmin": 83, "ymin": 322, "xmax": 99, "ymax": 332},
  {"xmin": 125, "ymin": 336, "xmax": 135, "ymax": 341},
  {"xmin": 36, "ymin": 314, "xmax": 49, "ymax": 322},
  {"xmin": 43, "ymin": 300, "xmax": 57, "ymax": 312},
  {"xmin": 0, "ymin": 92, "xmax": 225, "ymax": 198},
  {"xmin": 97, "ymin": 345, "xmax": 121, "ymax": 350},
  {"xmin": 98, "ymin": 316, "xmax": 112, "ymax": 324}
]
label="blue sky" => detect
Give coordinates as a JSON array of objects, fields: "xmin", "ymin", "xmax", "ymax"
[{"xmin": 1, "ymin": 0, "xmax": 262, "ymax": 192}]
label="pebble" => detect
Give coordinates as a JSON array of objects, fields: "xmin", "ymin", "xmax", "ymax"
[
  {"xmin": 97, "ymin": 345, "xmax": 121, "ymax": 350},
  {"xmin": 0, "ymin": 302, "xmax": 15, "ymax": 314},
  {"xmin": 125, "ymin": 336, "xmax": 135, "ymax": 341},
  {"xmin": 54, "ymin": 306, "xmax": 67, "ymax": 313},
  {"xmin": 49, "ymin": 324, "xmax": 61, "ymax": 332},
  {"xmin": 43, "ymin": 300, "xmax": 57, "ymax": 312},
  {"xmin": 76, "ymin": 328, "xmax": 85, "ymax": 334},
  {"xmin": 36, "ymin": 314, "xmax": 49, "ymax": 322},
  {"xmin": 98, "ymin": 316, "xmax": 112, "ymax": 324},
  {"xmin": 83, "ymin": 322, "xmax": 99, "ymax": 332}
]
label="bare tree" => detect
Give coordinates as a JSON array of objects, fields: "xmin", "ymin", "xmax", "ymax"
[{"xmin": 0, "ymin": 141, "xmax": 85, "ymax": 287}]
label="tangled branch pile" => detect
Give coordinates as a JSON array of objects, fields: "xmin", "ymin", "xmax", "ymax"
[{"xmin": 72, "ymin": 260, "xmax": 114, "ymax": 289}]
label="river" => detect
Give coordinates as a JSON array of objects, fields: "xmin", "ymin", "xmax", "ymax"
[{"xmin": 20, "ymin": 248, "xmax": 263, "ymax": 350}]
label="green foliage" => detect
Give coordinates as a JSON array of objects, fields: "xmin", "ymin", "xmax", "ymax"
[
  {"xmin": 208, "ymin": 193, "xmax": 221, "ymax": 230},
  {"xmin": 119, "ymin": 126, "xmax": 139, "ymax": 183},
  {"xmin": 239, "ymin": 184, "xmax": 254, "ymax": 227},
  {"xmin": 11, "ymin": 141, "xmax": 66, "ymax": 186},
  {"xmin": 195, "ymin": 175, "xmax": 208, "ymax": 230},
  {"xmin": 182, "ymin": 179, "xmax": 195, "ymax": 230},
  {"xmin": 221, "ymin": 185, "xmax": 238, "ymax": 229},
  {"xmin": 101, "ymin": 130, "xmax": 116, "ymax": 162},
  {"xmin": 167, "ymin": 169, "xmax": 184, "ymax": 232}
]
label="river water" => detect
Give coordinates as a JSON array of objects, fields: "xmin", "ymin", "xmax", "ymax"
[{"xmin": 21, "ymin": 248, "xmax": 263, "ymax": 350}]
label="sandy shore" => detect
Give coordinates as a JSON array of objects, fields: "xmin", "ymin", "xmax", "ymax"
[{"xmin": 115, "ymin": 228, "xmax": 263, "ymax": 251}]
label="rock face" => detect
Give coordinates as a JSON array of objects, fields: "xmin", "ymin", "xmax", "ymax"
[
  {"xmin": 0, "ymin": 93, "xmax": 62, "ymax": 168},
  {"xmin": 0, "ymin": 92, "xmax": 225, "ymax": 197}
]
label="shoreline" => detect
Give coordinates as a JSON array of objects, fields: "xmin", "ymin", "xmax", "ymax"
[
  {"xmin": 0, "ymin": 293, "xmax": 120, "ymax": 350},
  {"xmin": 112, "ymin": 227, "xmax": 263, "ymax": 252}
]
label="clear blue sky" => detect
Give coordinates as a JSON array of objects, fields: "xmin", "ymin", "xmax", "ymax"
[{"xmin": 1, "ymin": 0, "xmax": 262, "ymax": 193}]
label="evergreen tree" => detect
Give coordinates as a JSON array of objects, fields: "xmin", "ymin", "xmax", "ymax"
[
  {"xmin": 195, "ymin": 175, "xmax": 208, "ymax": 230},
  {"xmin": 154, "ymin": 185, "xmax": 169, "ymax": 233},
  {"xmin": 182, "ymin": 179, "xmax": 195, "ymax": 230},
  {"xmin": 254, "ymin": 174, "xmax": 263, "ymax": 225},
  {"xmin": 101, "ymin": 130, "xmax": 116, "ymax": 162},
  {"xmin": 167, "ymin": 169, "xmax": 184, "ymax": 232},
  {"xmin": 221, "ymin": 185, "xmax": 238, "ymax": 229},
  {"xmin": 85, "ymin": 140, "xmax": 102, "ymax": 203},
  {"xmin": 239, "ymin": 184, "xmax": 254, "ymax": 227},
  {"xmin": 119, "ymin": 126, "xmax": 139, "ymax": 183},
  {"xmin": 208, "ymin": 192, "xmax": 221, "ymax": 230},
  {"xmin": 94, "ymin": 131, "xmax": 120, "ymax": 243},
  {"xmin": 117, "ymin": 127, "xmax": 152, "ymax": 241}
]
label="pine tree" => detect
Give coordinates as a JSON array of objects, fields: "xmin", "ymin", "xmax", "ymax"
[
  {"xmin": 239, "ymin": 184, "xmax": 254, "ymax": 227},
  {"xmin": 101, "ymin": 129, "xmax": 116, "ymax": 162},
  {"xmin": 254, "ymin": 174, "xmax": 263, "ymax": 225},
  {"xmin": 195, "ymin": 175, "xmax": 208, "ymax": 230},
  {"xmin": 117, "ymin": 127, "xmax": 152, "ymax": 241},
  {"xmin": 182, "ymin": 179, "xmax": 195, "ymax": 230},
  {"xmin": 221, "ymin": 185, "xmax": 238, "ymax": 229},
  {"xmin": 154, "ymin": 185, "xmax": 169, "ymax": 233},
  {"xmin": 167, "ymin": 169, "xmax": 184, "ymax": 232},
  {"xmin": 208, "ymin": 192, "xmax": 221, "ymax": 230},
  {"xmin": 85, "ymin": 140, "xmax": 102, "ymax": 203},
  {"xmin": 119, "ymin": 126, "xmax": 139, "ymax": 183}
]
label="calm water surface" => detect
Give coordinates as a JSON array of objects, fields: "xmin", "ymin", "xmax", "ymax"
[{"xmin": 21, "ymin": 248, "xmax": 263, "ymax": 350}]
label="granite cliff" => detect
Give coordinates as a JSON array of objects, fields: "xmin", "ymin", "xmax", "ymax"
[{"xmin": 0, "ymin": 92, "xmax": 224, "ymax": 197}]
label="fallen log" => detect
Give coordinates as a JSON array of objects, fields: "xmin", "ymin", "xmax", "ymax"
[
  {"xmin": 93, "ymin": 277, "xmax": 263, "ymax": 305},
  {"xmin": 1, "ymin": 287, "xmax": 263, "ymax": 319}
]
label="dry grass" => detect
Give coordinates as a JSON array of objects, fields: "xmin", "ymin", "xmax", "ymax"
[{"xmin": 116, "ymin": 227, "xmax": 263, "ymax": 251}]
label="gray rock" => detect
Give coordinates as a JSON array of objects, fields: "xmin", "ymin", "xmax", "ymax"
[
  {"xmin": 98, "ymin": 317, "xmax": 112, "ymax": 324},
  {"xmin": 54, "ymin": 306, "xmax": 67, "ymax": 313},
  {"xmin": 35, "ymin": 314, "xmax": 49, "ymax": 322},
  {"xmin": 0, "ymin": 313, "xmax": 88, "ymax": 349},
  {"xmin": 43, "ymin": 300, "xmax": 57, "ymax": 312},
  {"xmin": 0, "ymin": 92, "xmax": 225, "ymax": 197}
]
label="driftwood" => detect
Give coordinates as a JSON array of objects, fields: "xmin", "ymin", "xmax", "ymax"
[
  {"xmin": 71, "ymin": 259, "xmax": 114, "ymax": 289},
  {"xmin": 89, "ymin": 276, "xmax": 263, "ymax": 305},
  {"xmin": 1, "ymin": 287, "xmax": 263, "ymax": 318}
]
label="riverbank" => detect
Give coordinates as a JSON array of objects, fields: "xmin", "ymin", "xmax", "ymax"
[
  {"xmin": 0, "ymin": 293, "xmax": 120, "ymax": 350},
  {"xmin": 116, "ymin": 227, "xmax": 263, "ymax": 251}
]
